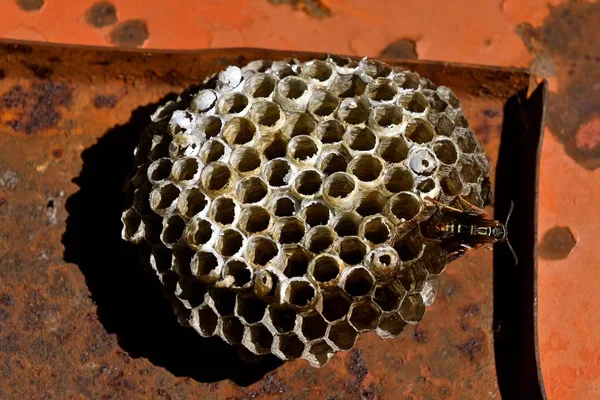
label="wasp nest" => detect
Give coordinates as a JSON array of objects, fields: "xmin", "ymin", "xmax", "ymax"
[{"xmin": 121, "ymin": 56, "xmax": 491, "ymax": 367}]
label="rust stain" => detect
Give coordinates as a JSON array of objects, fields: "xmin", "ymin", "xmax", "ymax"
[
  {"xmin": 0, "ymin": 82, "xmax": 72, "ymax": 134},
  {"xmin": 94, "ymin": 94, "xmax": 118, "ymax": 108},
  {"xmin": 86, "ymin": 1, "xmax": 118, "ymax": 28},
  {"xmin": 16, "ymin": 0, "xmax": 44, "ymax": 12},
  {"xmin": 379, "ymin": 38, "xmax": 419, "ymax": 60},
  {"xmin": 109, "ymin": 20, "xmax": 149, "ymax": 48},
  {"xmin": 411, "ymin": 327, "xmax": 429, "ymax": 343},
  {"xmin": 517, "ymin": 1, "xmax": 600, "ymax": 169},
  {"xmin": 539, "ymin": 226, "xmax": 576, "ymax": 260},
  {"xmin": 457, "ymin": 336, "xmax": 483, "ymax": 362},
  {"xmin": 267, "ymin": 0, "xmax": 331, "ymax": 18},
  {"xmin": 25, "ymin": 63, "xmax": 53, "ymax": 79}
]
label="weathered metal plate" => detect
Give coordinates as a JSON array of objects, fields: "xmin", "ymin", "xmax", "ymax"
[{"xmin": 0, "ymin": 40, "xmax": 543, "ymax": 399}]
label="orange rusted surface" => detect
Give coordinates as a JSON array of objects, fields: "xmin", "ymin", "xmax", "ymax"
[{"xmin": 0, "ymin": 1, "xmax": 598, "ymax": 399}]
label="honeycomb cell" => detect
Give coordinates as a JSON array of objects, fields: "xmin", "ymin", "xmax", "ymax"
[
  {"xmin": 150, "ymin": 183, "xmax": 180, "ymax": 215},
  {"xmin": 209, "ymin": 196, "xmax": 238, "ymax": 225},
  {"xmin": 405, "ymin": 119, "xmax": 435, "ymax": 144},
  {"xmin": 393, "ymin": 230, "xmax": 425, "ymax": 264},
  {"xmin": 301, "ymin": 311, "xmax": 329, "ymax": 341},
  {"xmin": 210, "ymin": 287, "xmax": 237, "ymax": 316},
  {"xmin": 178, "ymin": 188, "xmax": 208, "ymax": 219},
  {"xmin": 399, "ymin": 91, "xmax": 429, "ymax": 113},
  {"xmin": 367, "ymin": 78, "xmax": 398, "ymax": 102},
  {"xmin": 314, "ymin": 119, "xmax": 345, "ymax": 144},
  {"xmin": 253, "ymin": 269, "xmax": 279, "ymax": 299},
  {"xmin": 191, "ymin": 250, "xmax": 222, "ymax": 283},
  {"xmin": 230, "ymin": 146, "xmax": 261, "ymax": 174},
  {"xmin": 201, "ymin": 162, "xmax": 234, "ymax": 192},
  {"xmin": 332, "ymin": 212, "xmax": 361, "ymax": 237},
  {"xmin": 318, "ymin": 150, "xmax": 349, "ymax": 176},
  {"xmin": 271, "ymin": 194, "xmax": 298, "ymax": 217},
  {"xmin": 348, "ymin": 154, "xmax": 383, "ymax": 183},
  {"xmin": 220, "ymin": 316, "xmax": 244, "ymax": 345},
  {"xmin": 383, "ymin": 166, "xmax": 414, "ymax": 194},
  {"xmin": 301, "ymin": 60, "xmax": 334, "ymax": 83},
  {"xmin": 148, "ymin": 158, "xmax": 173, "ymax": 183},
  {"xmin": 278, "ymin": 76, "xmax": 309, "ymax": 100},
  {"xmin": 222, "ymin": 117, "xmax": 257, "ymax": 146},
  {"xmin": 338, "ymin": 98, "xmax": 370, "ymax": 125},
  {"xmin": 274, "ymin": 333, "xmax": 305, "ymax": 360},
  {"xmin": 306, "ymin": 226, "xmax": 337, "ymax": 254},
  {"xmin": 459, "ymin": 160, "xmax": 482, "ymax": 183},
  {"xmin": 246, "ymin": 236, "xmax": 279, "ymax": 266},
  {"xmin": 184, "ymin": 216, "xmax": 214, "ymax": 248},
  {"xmin": 263, "ymin": 132, "xmax": 289, "ymax": 160},
  {"xmin": 245, "ymin": 73, "xmax": 277, "ymax": 98},
  {"xmin": 265, "ymin": 158, "xmax": 292, "ymax": 188},
  {"xmin": 340, "ymin": 266, "xmax": 375, "ymax": 296},
  {"xmin": 433, "ymin": 138, "xmax": 459, "ymax": 165},
  {"xmin": 199, "ymin": 139, "xmax": 227, "ymax": 164},
  {"xmin": 161, "ymin": 215, "xmax": 186, "ymax": 246},
  {"xmin": 321, "ymin": 290, "xmax": 352, "ymax": 322},
  {"xmin": 345, "ymin": 126, "xmax": 377, "ymax": 152},
  {"xmin": 370, "ymin": 104, "xmax": 403, "ymax": 130},
  {"xmin": 306, "ymin": 340, "xmax": 335, "ymax": 367},
  {"xmin": 190, "ymin": 306, "xmax": 219, "ymax": 337},
  {"xmin": 377, "ymin": 136, "xmax": 409, "ymax": 164},
  {"xmin": 269, "ymin": 306, "xmax": 297, "ymax": 334},
  {"xmin": 385, "ymin": 192, "xmax": 423, "ymax": 224},
  {"xmin": 333, "ymin": 73, "xmax": 367, "ymax": 98},
  {"xmin": 308, "ymin": 90, "xmax": 339, "ymax": 118},
  {"xmin": 222, "ymin": 259, "xmax": 253, "ymax": 289},
  {"xmin": 440, "ymin": 169, "xmax": 463, "ymax": 197},
  {"xmin": 250, "ymin": 100, "xmax": 284, "ymax": 128},
  {"xmin": 282, "ymin": 246, "xmax": 312, "ymax": 277},
  {"xmin": 283, "ymin": 278, "xmax": 317, "ymax": 308},
  {"xmin": 244, "ymin": 324, "xmax": 274, "ymax": 355},
  {"xmin": 308, "ymin": 253, "xmax": 341, "ymax": 284},
  {"xmin": 283, "ymin": 113, "xmax": 316, "ymax": 138},
  {"xmin": 323, "ymin": 172, "xmax": 357, "ymax": 206},
  {"xmin": 356, "ymin": 191, "xmax": 387, "ymax": 217},
  {"xmin": 377, "ymin": 312, "xmax": 407, "ymax": 338},
  {"xmin": 175, "ymin": 277, "xmax": 208, "ymax": 308},
  {"xmin": 373, "ymin": 281, "xmax": 405, "ymax": 312},
  {"xmin": 360, "ymin": 215, "xmax": 392, "ymax": 245},
  {"xmin": 236, "ymin": 294, "xmax": 267, "ymax": 325},
  {"xmin": 191, "ymin": 89, "xmax": 218, "ymax": 112},
  {"xmin": 199, "ymin": 115, "xmax": 223, "ymax": 138},
  {"xmin": 215, "ymin": 228, "xmax": 245, "ymax": 257},
  {"xmin": 399, "ymin": 294, "xmax": 426, "ymax": 324},
  {"xmin": 302, "ymin": 201, "xmax": 331, "ymax": 227},
  {"xmin": 349, "ymin": 300, "xmax": 382, "ymax": 332},
  {"xmin": 294, "ymin": 169, "xmax": 323, "ymax": 197},
  {"xmin": 239, "ymin": 206, "xmax": 271, "ymax": 234},
  {"xmin": 288, "ymin": 135, "xmax": 319, "ymax": 163},
  {"xmin": 150, "ymin": 244, "xmax": 172, "ymax": 274},
  {"xmin": 327, "ymin": 320, "xmax": 358, "ymax": 351}
]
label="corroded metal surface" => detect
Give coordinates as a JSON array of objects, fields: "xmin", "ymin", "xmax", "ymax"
[{"xmin": 0, "ymin": 40, "xmax": 535, "ymax": 399}]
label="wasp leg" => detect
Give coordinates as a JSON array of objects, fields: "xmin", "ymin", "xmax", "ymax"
[
  {"xmin": 484, "ymin": 244, "xmax": 493, "ymax": 251},
  {"xmin": 457, "ymin": 196, "xmax": 488, "ymax": 216},
  {"xmin": 446, "ymin": 249, "xmax": 466, "ymax": 262},
  {"xmin": 424, "ymin": 196, "xmax": 465, "ymax": 214}
]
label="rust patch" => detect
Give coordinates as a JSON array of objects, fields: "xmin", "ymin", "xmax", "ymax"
[
  {"xmin": 109, "ymin": 20, "xmax": 149, "ymax": 48},
  {"xmin": 16, "ymin": 0, "xmax": 44, "ymax": 11},
  {"xmin": 517, "ymin": 1, "xmax": 600, "ymax": 169},
  {"xmin": 0, "ymin": 69, "xmax": 5, "ymax": 80},
  {"xmin": 25, "ymin": 64, "xmax": 53, "ymax": 79},
  {"xmin": 379, "ymin": 38, "xmax": 419, "ymax": 60},
  {"xmin": 267, "ymin": 0, "xmax": 331, "ymax": 18},
  {"xmin": 51, "ymin": 148, "xmax": 63, "ymax": 158},
  {"xmin": 539, "ymin": 226, "xmax": 576, "ymax": 260},
  {"xmin": 0, "ymin": 82, "xmax": 72, "ymax": 134},
  {"xmin": 0, "ymin": 197, "xmax": 5, "ymax": 208},
  {"xmin": 236, "ymin": 372, "xmax": 288, "ymax": 399},
  {"xmin": 0, "ymin": 168, "xmax": 19, "ymax": 190},
  {"xmin": 0, "ymin": 293, "xmax": 14, "ymax": 307},
  {"xmin": 86, "ymin": 1, "xmax": 118, "ymax": 28},
  {"xmin": 346, "ymin": 349, "xmax": 373, "ymax": 398},
  {"xmin": 457, "ymin": 336, "xmax": 483, "ymax": 362},
  {"xmin": 94, "ymin": 95, "xmax": 118, "ymax": 109},
  {"xmin": 411, "ymin": 327, "xmax": 429, "ymax": 343}
]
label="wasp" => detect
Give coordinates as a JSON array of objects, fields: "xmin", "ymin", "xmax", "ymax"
[{"xmin": 424, "ymin": 196, "xmax": 518, "ymax": 264}]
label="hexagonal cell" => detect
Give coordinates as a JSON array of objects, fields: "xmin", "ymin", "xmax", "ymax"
[
  {"xmin": 288, "ymin": 135, "xmax": 319, "ymax": 162},
  {"xmin": 294, "ymin": 169, "xmax": 323, "ymax": 197},
  {"xmin": 199, "ymin": 115, "xmax": 223, "ymax": 138},
  {"xmin": 150, "ymin": 244, "xmax": 172, "ymax": 274},
  {"xmin": 216, "ymin": 228, "xmax": 245, "ymax": 257},
  {"xmin": 199, "ymin": 139, "xmax": 226, "ymax": 164},
  {"xmin": 253, "ymin": 269, "xmax": 279, "ymax": 299},
  {"xmin": 210, "ymin": 287, "xmax": 237, "ymax": 316},
  {"xmin": 263, "ymin": 132, "xmax": 289, "ymax": 160},
  {"xmin": 244, "ymin": 324, "xmax": 274, "ymax": 355},
  {"xmin": 419, "ymin": 243, "xmax": 447, "ymax": 276},
  {"xmin": 337, "ymin": 237, "xmax": 368, "ymax": 266},
  {"xmin": 367, "ymin": 78, "xmax": 398, "ymax": 102},
  {"xmin": 178, "ymin": 188, "xmax": 208, "ymax": 219},
  {"xmin": 416, "ymin": 177, "xmax": 438, "ymax": 195},
  {"xmin": 272, "ymin": 195, "xmax": 297, "ymax": 217},
  {"xmin": 399, "ymin": 294, "xmax": 426, "ymax": 324},
  {"xmin": 366, "ymin": 246, "xmax": 401, "ymax": 281},
  {"xmin": 420, "ymin": 279, "xmax": 438, "ymax": 307},
  {"xmin": 371, "ymin": 104, "xmax": 403, "ymax": 129},
  {"xmin": 220, "ymin": 316, "xmax": 244, "ymax": 345},
  {"xmin": 327, "ymin": 320, "xmax": 358, "ymax": 351},
  {"xmin": 209, "ymin": 196, "xmax": 237, "ymax": 225},
  {"xmin": 171, "ymin": 244, "xmax": 195, "ymax": 276},
  {"xmin": 161, "ymin": 215, "xmax": 186, "ymax": 246},
  {"xmin": 201, "ymin": 162, "xmax": 234, "ymax": 192},
  {"xmin": 184, "ymin": 216, "xmax": 214, "ymax": 248},
  {"xmin": 383, "ymin": 167, "xmax": 414, "ymax": 193},
  {"xmin": 348, "ymin": 154, "xmax": 383, "ymax": 183},
  {"xmin": 404, "ymin": 118, "xmax": 435, "ymax": 144},
  {"xmin": 373, "ymin": 281, "xmax": 405, "ymax": 312},
  {"xmin": 321, "ymin": 290, "xmax": 352, "ymax": 322},
  {"xmin": 340, "ymin": 266, "xmax": 375, "ymax": 296},
  {"xmin": 190, "ymin": 305, "xmax": 219, "ymax": 337},
  {"xmin": 175, "ymin": 277, "xmax": 208, "ymax": 309},
  {"xmin": 230, "ymin": 146, "xmax": 261, "ymax": 173},
  {"xmin": 306, "ymin": 226, "xmax": 337, "ymax": 254},
  {"xmin": 269, "ymin": 305, "xmax": 297, "ymax": 334},
  {"xmin": 308, "ymin": 253, "xmax": 341, "ymax": 284},
  {"xmin": 277, "ymin": 76, "xmax": 308, "ymax": 100},
  {"xmin": 356, "ymin": 191, "xmax": 387, "ymax": 217},
  {"xmin": 301, "ymin": 312, "xmax": 329, "ymax": 341},
  {"xmin": 377, "ymin": 312, "xmax": 407, "ymax": 338},
  {"xmin": 150, "ymin": 183, "xmax": 180, "ymax": 214},
  {"xmin": 360, "ymin": 216, "xmax": 392, "ymax": 245},
  {"xmin": 334, "ymin": 73, "xmax": 367, "ymax": 98},
  {"xmin": 265, "ymin": 158, "xmax": 292, "ymax": 187},
  {"xmin": 338, "ymin": 98, "xmax": 370, "ymax": 125},
  {"xmin": 319, "ymin": 150, "xmax": 349, "ymax": 176},
  {"xmin": 323, "ymin": 172, "xmax": 356, "ymax": 202},
  {"xmin": 393, "ymin": 230, "xmax": 425, "ymax": 263},
  {"xmin": 274, "ymin": 333, "xmax": 305, "ymax": 360},
  {"xmin": 433, "ymin": 138, "xmax": 459, "ymax": 165},
  {"xmin": 148, "ymin": 158, "xmax": 173, "ymax": 183},
  {"xmin": 386, "ymin": 192, "xmax": 423, "ymax": 223},
  {"xmin": 349, "ymin": 300, "xmax": 382, "ymax": 332},
  {"xmin": 399, "ymin": 92, "xmax": 428, "ymax": 113},
  {"xmin": 250, "ymin": 100, "xmax": 283, "ymax": 127},
  {"xmin": 306, "ymin": 340, "xmax": 335, "ymax": 367},
  {"xmin": 435, "ymin": 113, "xmax": 455, "ymax": 137},
  {"xmin": 377, "ymin": 136, "xmax": 409, "ymax": 164},
  {"xmin": 236, "ymin": 176, "xmax": 269, "ymax": 204},
  {"xmin": 236, "ymin": 294, "xmax": 267, "ymax": 325},
  {"xmin": 408, "ymin": 148, "xmax": 438, "ymax": 176},
  {"xmin": 222, "ymin": 117, "xmax": 257, "ymax": 146},
  {"xmin": 332, "ymin": 212, "xmax": 361, "ymax": 237},
  {"xmin": 314, "ymin": 119, "xmax": 345, "ymax": 144},
  {"xmin": 456, "ymin": 130, "xmax": 479, "ymax": 153},
  {"xmin": 345, "ymin": 126, "xmax": 377, "ymax": 152},
  {"xmin": 222, "ymin": 259, "xmax": 253, "ymax": 288},
  {"xmin": 282, "ymin": 246, "xmax": 312, "ymax": 277},
  {"xmin": 245, "ymin": 73, "xmax": 277, "ymax": 98},
  {"xmin": 425, "ymin": 91, "xmax": 448, "ymax": 112},
  {"xmin": 191, "ymin": 250, "xmax": 222, "ymax": 282},
  {"xmin": 282, "ymin": 113, "xmax": 317, "ymax": 138},
  {"xmin": 399, "ymin": 264, "xmax": 428, "ymax": 293},
  {"xmin": 308, "ymin": 90, "xmax": 339, "ymax": 118},
  {"xmin": 301, "ymin": 60, "xmax": 333, "ymax": 82},
  {"xmin": 239, "ymin": 206, "xmax": 271, "ymax": 234},
  {"xmin": 218, "ymin": 92, "xmax": 249, "ymax": 115},
  {"xmin": 440, "ymin": 169, "xmax": 463, "ymax": 197},
  {"xmin": 276, "ymin": 217, "xmax": 306, "ymax": 245},
  {"xmin": 122, "ymin": 209, "xmax": 144, "ymax": 242},
  {"xmin": 302, "ymin": 201, "xmax": 330, "ymax": 227},
  {"xmin": 283, "ymin": 278, "xmax": 317, "ymax": 308},
  {"xmin": 246, "ymin": 236, "xmax": 279, "ymax": 267},
  {"xmin": 459, "ymin": 160, "xmax": 482, "ymax": 183}
]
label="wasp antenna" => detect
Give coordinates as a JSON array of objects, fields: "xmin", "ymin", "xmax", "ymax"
[
  {"xmin": 506, "ymin": 239, "xmax": 519, "ymax": 265},
  {"xmin": 505, "ymin": 200, "xmax": 515, "ymax": 227}
]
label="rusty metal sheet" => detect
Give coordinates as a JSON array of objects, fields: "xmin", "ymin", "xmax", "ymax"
[{"xmin": 0, "ymin": 40, "xmax": 544, "ymax": 399}]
